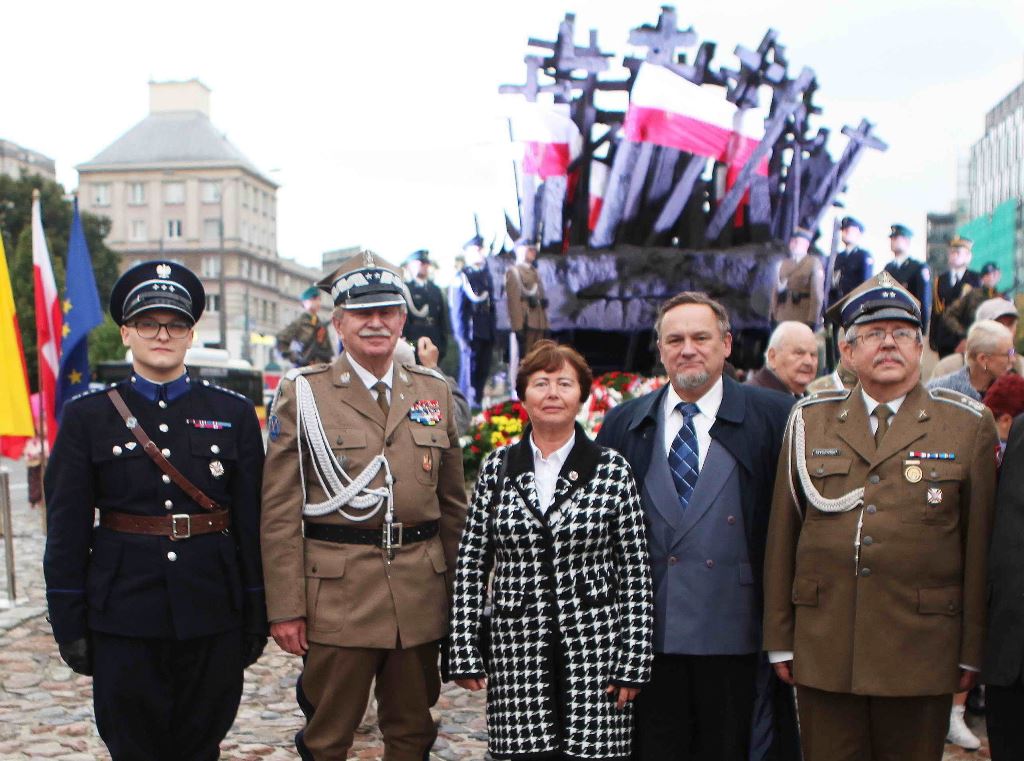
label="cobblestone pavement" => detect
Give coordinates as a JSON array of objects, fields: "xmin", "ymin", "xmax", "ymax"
[{"xmin": 0, "ymin": 459, "xmax": 987, "ymax": 759}]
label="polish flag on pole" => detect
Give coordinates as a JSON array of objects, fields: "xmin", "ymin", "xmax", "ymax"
[
  {"xmin": 624, "ymin": 63, "xmax": 768, "ymax": 175},
  {"xmin": 32, "ymin": 190, "xmax": 62, "ymax": 450},
  {"xmin": 509, "ymin": 101, "xmax": 582, "ymax": 179},
  {"xmin": 588, "ymin": 161, "xmax": 609, "ymax": 231}
]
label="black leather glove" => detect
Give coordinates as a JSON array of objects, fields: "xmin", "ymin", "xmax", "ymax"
[
  {"xmin": 540, "ymin": 297, "xmax": 549, "ymax": 309},
  {"xmin": 58, "ymin": 637, "xmax": 93, "ymax": 676},
  {"xmin": 243, "ymin": 634, "xmax": 267, "ymax": 668}
]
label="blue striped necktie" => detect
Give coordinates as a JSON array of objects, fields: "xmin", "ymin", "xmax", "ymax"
[{"xmin": 669, "ymin": 402, "xmax": 701, "ymax": 511}]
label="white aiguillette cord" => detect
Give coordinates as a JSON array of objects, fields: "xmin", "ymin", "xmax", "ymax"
[{"xmin": 294, "ymin": 375, "xmax": 394, "ymax": 524}]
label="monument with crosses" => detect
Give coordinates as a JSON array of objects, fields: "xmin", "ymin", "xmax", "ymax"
[{"xmin": 489, "ymin": 6, "xmax": 887, "ymax": 373}]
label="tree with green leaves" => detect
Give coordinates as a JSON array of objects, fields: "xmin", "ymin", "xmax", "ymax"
[{"xmin": 0, "ymin": 173, "xmax": 123, "ymax": 392}]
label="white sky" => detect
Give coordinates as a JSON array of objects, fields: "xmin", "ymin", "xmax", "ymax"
[{"xmin": 3, "ymin": 0, "xmax": 1023, "ymax": 276}]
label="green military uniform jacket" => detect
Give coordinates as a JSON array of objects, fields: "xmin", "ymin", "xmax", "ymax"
[
  {"xmin": 763, "ymin": 383, "xmax": 997, "ymax": 696},
  {"xmin": 260, "ymin": 353, "xmax": 467, "ymax": 649},
  {"xmin": 276, "ymin": 311, "xmax": 334, "ymax": 366}
]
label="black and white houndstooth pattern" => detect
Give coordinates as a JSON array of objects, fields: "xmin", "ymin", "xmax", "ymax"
[{"xmin": 448, "ymin": 440, "xmax": 653, "ymax": 760}]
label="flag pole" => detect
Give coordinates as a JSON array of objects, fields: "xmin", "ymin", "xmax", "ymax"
[{"xmin": 32, "ymin": 189, "xmax": 49, "ymax": 534}]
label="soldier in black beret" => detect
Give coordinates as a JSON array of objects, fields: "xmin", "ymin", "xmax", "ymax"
[
  {"xmin": 43, "ymin": 259, "xmax": 268, "ymax": 760},
  {"xmin": 402, "ymin": 249, "xmax": 450, "ymax": 363}
]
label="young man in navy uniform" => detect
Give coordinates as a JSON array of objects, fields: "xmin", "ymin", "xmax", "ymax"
[
  {"xmin": 883, "ymin": 223, "xmax": 932, "ymax": 334},
  {"xmin": 43, "ymin": 260, "xmax": 268, "ymax": 761},
  {"xmin": 829, "ymin": 216, "xmax": 874, "ymax": 304}
]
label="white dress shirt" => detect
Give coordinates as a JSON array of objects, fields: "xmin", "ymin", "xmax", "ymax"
[
  {"xmin": 530, "ymin": 432, "xmax": 576, "ymax": 515},
  {"xmin": 346, "ymin": 354, "xmax": 394, "ymax": 406},
  {"xmin": 662, "ymin": 376, "xmax": 724, "ymax": 472}
]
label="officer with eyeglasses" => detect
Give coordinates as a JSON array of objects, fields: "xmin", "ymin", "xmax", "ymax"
[
  {"xmin": 763, "ymin": 271, "xmax": 998, "ymax": 761},
  {"xmin": 43, "ymin": 260, "xmax": 268, "ymax": 761}
]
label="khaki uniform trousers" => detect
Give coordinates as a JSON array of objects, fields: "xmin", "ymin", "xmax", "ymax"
[
  {"xmin": 796, "ymin": 685, "xmax": 952, "ymax": 761},
  {"xmin": 297, "ymin": 640, "xmax": 440, "ymax": 760}
]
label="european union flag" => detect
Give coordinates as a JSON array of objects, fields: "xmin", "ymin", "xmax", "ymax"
[{"xmin": 56, "ymin": 199, "xmax": 103, "ymax": 419}]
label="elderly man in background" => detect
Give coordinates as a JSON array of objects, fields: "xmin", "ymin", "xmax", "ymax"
[
  {"xmin": 927, "ymin": 319, "xmax": 1015, "ymax": 401},
  {"xmin": 749, "ymin": 322, "xmax": 819, "ymax": 397},
  {"xmin": 930, "ymin": 297, "xmax": 1019, "ymax": 379}
]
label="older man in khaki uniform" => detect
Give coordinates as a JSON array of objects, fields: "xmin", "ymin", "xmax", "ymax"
[
  {"xmin": 771, "ymin": 228, "xmax": 825, "ymax": 329},
  {"xmin": 763, "ymin": 271, "xmax": 998, "ymax": 761},
  {"xmin": 261, "ymin": 250, "xmax": 467, "ymax": 760}
]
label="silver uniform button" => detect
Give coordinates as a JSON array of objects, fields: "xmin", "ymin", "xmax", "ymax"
[
  {"xmin": 112, "ymin": 445, "xmax": 123, "ymax": 456},
  {"xmin": 210, "ymin": 444, "xmax": 220, "ymax": 454},
  {"xmin": 159, "ymin": 424, "xmax": 169, "ymax": 433},
  {"xmin": 164, "ymin": 500, "xmax": 173, "ymax": 510},
  {"xmin": 162, "ymin": 474, "xmax": 172, "ymax": 484},
  {"xmin": 161, "ymin": 448, "xmax": 171, "ymax": 457},
  {"xmin": 166, "ymin": 552, "xmax": 177, "ymax": 562},
  {"xmin": 158, "ymin": 400, "xmax": 167, "ymax": 409}
]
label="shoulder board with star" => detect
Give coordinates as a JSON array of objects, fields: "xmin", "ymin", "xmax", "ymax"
[
  {"xmin": 199, "ymin": 379, "xmax": 251, "ymax": 403},
  {"xmin": 928, "ymin": 387, "xmax": 985, "ymax": 417},
  {"xmin": 404, "ymin": 363, "xmax": 447, "ymax": 383},
  {"xmin": 283, "ymin": 363, "xmax": 331, "ymax": 382},
  {"xmin": 796, "ymin": 388, "xmax": 852, "ymax": 408}
]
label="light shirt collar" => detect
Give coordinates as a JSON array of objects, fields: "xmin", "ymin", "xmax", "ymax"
[
  {"xmin": 530, "ymin": 430, "xmax": 576, "ymax": 515},
  {"xmin": 860, "ymin": 388, "xmax": 906, "ymax": 417},
  {"xmin": 529, "ymin": 431, "xmax": 576, "ymax": 468},
  {"xmin": 346, "ymin": 354, "xmax": 394, "ymax": 393},
  {"xmin": 664, "ymin": 375, "xmax": 724, "ymax": 421}
]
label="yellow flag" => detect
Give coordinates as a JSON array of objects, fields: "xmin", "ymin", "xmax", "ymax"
[{"xmin": 0, "ymin": 233, "xmax": 34, "ymax": 457}]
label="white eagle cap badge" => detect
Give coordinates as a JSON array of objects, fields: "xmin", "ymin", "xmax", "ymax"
[{"xmin": 156, "ymin": 263, "xmax": 172, "ymax": 279}]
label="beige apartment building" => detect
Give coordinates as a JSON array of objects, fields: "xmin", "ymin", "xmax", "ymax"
[
  {"xmin": 0, "ymin": 138, "xmax": 57, "ymax": 182},
  {"xmin": 76, "ymin": 79, "xmax": 328, "ymax": 369}
]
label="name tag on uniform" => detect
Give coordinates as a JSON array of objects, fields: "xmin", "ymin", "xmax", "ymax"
[
  {"xmin": 409, "ymin": 400, "xmax": 442, "ymax": 426},
  {"xmin": 811, "ymin": 448, "xmax": 841, "ymax": 457}
]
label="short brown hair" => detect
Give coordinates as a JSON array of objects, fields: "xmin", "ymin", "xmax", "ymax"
[
  {"xmin": 516, "ymin": 340, "xmax": 593, "ymax": 402},
  {"xmin": 655, "ymin": 291, "xmax": 731, "ymax": 338}
]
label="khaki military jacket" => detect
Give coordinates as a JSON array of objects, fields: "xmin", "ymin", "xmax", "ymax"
[
  {"xmin": 275, "ymin": 311, "xmax": 334, "ymax": 366},
  {"xmin": 763, "ymin": 382, "xmax": 997, "ymax": 696},
  {"xmin": 505, "ymin": 263, "xmax": 549, "ymax": 333},
  {"xmin": 771, "ymin": 255, "xmax": 825, "ymax": 327},
  {"xmin": 261, "ymin": 353, "xmax": 467, "ymax": 649}
]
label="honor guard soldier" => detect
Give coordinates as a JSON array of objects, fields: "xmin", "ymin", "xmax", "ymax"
[
  {"xmin": 43, "ymin": 260, "xmax": 268, "ymax": 761},
  {"xmin": 884, "ymin": 223, "xmax": 932, "ymax": 334},
  {"xmin": 929, "ymin": 236, "xmax": 980, "ymax": 357},
  {"xmin": 451, "ymin": 235, "xmax": 496, "ymax": 408},
  {"xmin": 261, "ymin": 250, "xmax": 468, "ymax": 760},
  {"xmin": 763, "ymin": 272, "xmax": 998, "ymax": 761},
  {"xmin": 276, "ymin": 285, "xmax": 335, "ymax": 366},
  {"xmin": 771, "ymin": 227, "xmax": 825, "ymax": 329},
  {"xmin": 402, "ymin": 249, "xmax": 450, "ymax": 362},
  {"xmin": 829, "ymin": 216, "xmax": 874, "ymax": 304},
  {"xmin": 505, "ymin": 239, "xmax": 550, "ymax": 355}
]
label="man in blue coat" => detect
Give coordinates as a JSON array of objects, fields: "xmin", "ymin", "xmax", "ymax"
[
  {"xmin": 596, "ymin": 291, "xmax": 798, "ymax": 761},
  {"xmin": 44, "ymin": 260, "xmax": 267, "ymax": 760}
]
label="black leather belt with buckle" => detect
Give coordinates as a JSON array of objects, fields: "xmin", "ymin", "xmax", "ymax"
[{"xmin": 304, "ymin": 520, "xmax": 439, "ymax": 549}]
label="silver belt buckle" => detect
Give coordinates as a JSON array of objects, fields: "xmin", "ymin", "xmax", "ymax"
[
  {"xmin": 170, "ymin": 514, "xmax": 191, "ymax": 540},
  {"xmin": 382, "ymin": 522, "xmax": 403, "ymax": 561}
]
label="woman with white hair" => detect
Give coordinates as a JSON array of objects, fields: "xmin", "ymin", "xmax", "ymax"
[{"xmin": 927, "ymin": 319, "xmax": 1016, "ymax": 401}]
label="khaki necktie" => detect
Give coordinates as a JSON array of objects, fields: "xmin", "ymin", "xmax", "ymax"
[
  {"xmin": 873, "ymin": 404, "xmax": 893, "ymax": 447},
  {"xmin": 373, "ymin": 381, "xmax": 390, "ymax": 418}
]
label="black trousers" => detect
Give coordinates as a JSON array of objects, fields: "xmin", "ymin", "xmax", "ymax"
[
  {"xmin": 92, "ymin": 629, "xmax": 244, "ymax": 761},
  {"xmin": 987, "ymin": 679, "xmax": 1024, "ymax": 761},
  {"xmin": 469, "ymin": 338, "xmax": 493, "ymax": 408},
  {"xmin": 633, "ymin": 652, "xmax": 757, "ymax": 761}
]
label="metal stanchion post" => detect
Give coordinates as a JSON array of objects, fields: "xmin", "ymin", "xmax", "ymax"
[{"xmin": 0, "ymin": 466, "xmax": 16, "ymax": 608}]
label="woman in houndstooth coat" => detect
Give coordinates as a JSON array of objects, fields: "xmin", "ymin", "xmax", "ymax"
[{"xmin": 448, "ymin": 342, "xmax": 653, "ymax": 761}]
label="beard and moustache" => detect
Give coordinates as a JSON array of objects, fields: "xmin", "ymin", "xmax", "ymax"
[{"xmin": 674, "ymin": 370, "xmax": 710, "ymax": 390}]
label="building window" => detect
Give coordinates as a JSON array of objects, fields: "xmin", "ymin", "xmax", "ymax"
[
  {"xmin": 129, "ymin": 219, "xmax": 147, "ymax": 241},
  {"xmin": 201, "ymin": 256, "xmax": 221, "ymax": 277},
  {"xmin": 93, "ymin": 183, "xmax": 111, "ymax": 207},
  {"xmin": 166, "ymin": 219, "xmax": 183, "ymax": 239},
  {"xmin": 240, "ymin": 258, "xmax": 250, "ymax": 278},
  {"xmin": 163, "ymin": 182, "xmax": 185, "ymax": 205},
  {"xmin": 202, "ymin": 218, "xmax": 222, "ymax": 242},
  {"xmin": 201, "ymin": 181, "xmax": 221, "ymax": 204},
  {"xmin": 207, "ymin": 293, "xmax": 220, "ymax": 313},
  {"xmin": 128, "ymin": 182, "xmax": 146, "ymax": 205}
]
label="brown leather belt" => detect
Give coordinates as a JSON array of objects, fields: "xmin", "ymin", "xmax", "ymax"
[{"xmin": 100, "ymin": 510, "xmax": 231, "ymax": 540}]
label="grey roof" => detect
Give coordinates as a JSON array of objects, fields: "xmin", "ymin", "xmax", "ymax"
[{"xmin": 78, "ymin": 110, "xmax": 275, "ymax": 184}]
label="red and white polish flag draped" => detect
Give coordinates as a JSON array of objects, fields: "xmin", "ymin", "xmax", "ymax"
[
  {"xmin": 588, "ymin": 161, "xmax": 609, "ymax": 231},
  {"xmin": 509, "ymin": 101, "xmax": 582, "ymax": 179},
  {"xmin": 32, "ymin": 195, "xmax": 62, "ymax": 449},
  {"xmin": 623, "ymin": 63, "xmax": 768, "ymax": 176}
]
